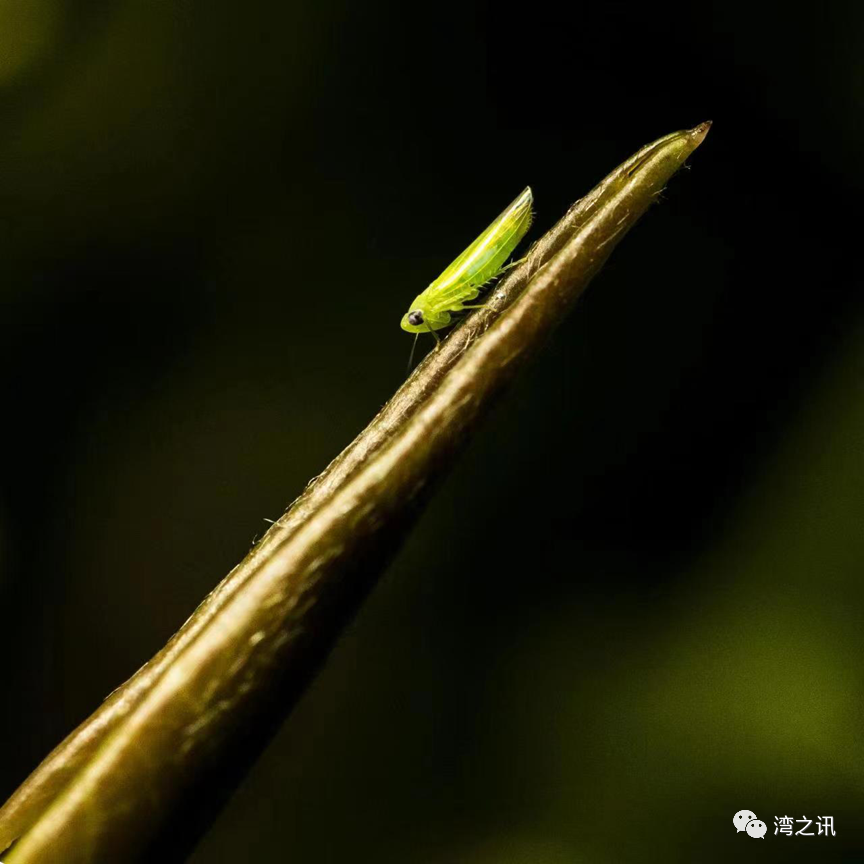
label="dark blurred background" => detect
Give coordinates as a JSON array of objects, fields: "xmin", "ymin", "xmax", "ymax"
[{"xmin": 1, "ymin": 1, "xmax": 863, "ymax": 861}]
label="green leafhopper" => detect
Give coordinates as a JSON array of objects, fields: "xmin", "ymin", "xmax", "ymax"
[{"xmin": 401, "ymin": 186, "xmax": 534, "ymax": 343}]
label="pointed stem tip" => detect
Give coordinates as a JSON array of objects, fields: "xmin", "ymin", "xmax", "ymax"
[{"xmin": 690, "ymin": 120, "xmax": 712, "ymax": 145}]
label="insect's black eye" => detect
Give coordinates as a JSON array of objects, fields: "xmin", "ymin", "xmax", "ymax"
[{"xmin": 408, "ymin": 310, "xmax": 424, "ymax": 326}]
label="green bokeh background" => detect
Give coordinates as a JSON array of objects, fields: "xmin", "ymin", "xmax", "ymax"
[{"xmin": 1, "ymin": 1, "xmax": 862, "ymax": 861}]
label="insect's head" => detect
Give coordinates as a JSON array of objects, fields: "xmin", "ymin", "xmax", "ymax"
[{"xmin": 401, "ymin": 307, "xmax": 430, "ymax": 333}]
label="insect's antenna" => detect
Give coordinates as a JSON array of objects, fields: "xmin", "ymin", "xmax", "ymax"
[{"xmin": 406, "ymin": 332, "xmax": 420, "ymax": 377}]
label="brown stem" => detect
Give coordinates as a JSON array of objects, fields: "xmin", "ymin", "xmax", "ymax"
[{"xmin": 2, "ymin": 122, "xmax": 710, "ymax": 864}]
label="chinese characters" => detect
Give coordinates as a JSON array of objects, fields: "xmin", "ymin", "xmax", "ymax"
[{"xmin": 774, "ymin": 815, "xmax": 835, "ymax": 837}]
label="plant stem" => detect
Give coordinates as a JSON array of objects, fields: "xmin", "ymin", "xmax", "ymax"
[{"xmin": 2, "ymin": 122, "xmax": 710, "ymax": 864}]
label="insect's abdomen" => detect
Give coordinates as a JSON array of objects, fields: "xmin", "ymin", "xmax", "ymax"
[
  {"xmin": 424, "ymin": 187, "xmax": 533, "ymax": 313},
  {"xmin": 464, "ymin": 244, "xmax": 511, "ymax": 289}
]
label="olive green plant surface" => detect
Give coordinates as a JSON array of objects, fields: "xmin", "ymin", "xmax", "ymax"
[{"xmin": 0, "ymin": 123, "xmax": 710, "ymax": 864}]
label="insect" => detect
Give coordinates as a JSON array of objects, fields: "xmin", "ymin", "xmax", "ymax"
[{"xmin": 401, "ymin": 186, "xmax": 534, "ymax": 351}]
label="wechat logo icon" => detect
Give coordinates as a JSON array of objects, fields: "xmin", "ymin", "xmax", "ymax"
[{"xmin": 734, "ymin": 809, "xmax": 766, "ymax": 838}]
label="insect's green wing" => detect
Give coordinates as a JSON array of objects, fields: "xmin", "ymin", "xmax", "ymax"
[{"xmin": 423, "ymin": 186, "xmax": 534, "ymax": 314}]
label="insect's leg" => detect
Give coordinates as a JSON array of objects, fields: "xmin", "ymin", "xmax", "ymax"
[
  {"xmin": 498, "ymin": 256, "xmax": 526, "ymax": 275},
  {"xmin": 458, "ymin": 302, "xmax": 488, "ymax": 310},
  {"xmin": 427, "ymin": 323, "xmax": 441, "ymax": 345}
]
